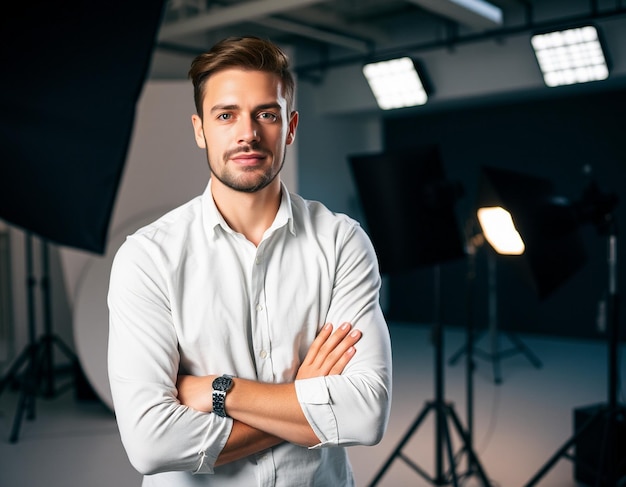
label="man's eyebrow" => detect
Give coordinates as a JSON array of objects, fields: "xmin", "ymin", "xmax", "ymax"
[
  {"xmin": 256, "ymin": 103, "xmax": 282, "ymax": 111},
  {"xmin": 210, "ymin": 102, "xmax": 282, "ymax": 113},
  {"xmin": 210, "ymin": 104, "xmax": 239, "ymax": 113}
]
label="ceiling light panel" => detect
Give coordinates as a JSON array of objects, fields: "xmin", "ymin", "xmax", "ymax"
[
  {"xmin": 363, "ymin": 57, "xmax": 429, "ymax": 110},
  {"xmin": 531, "ymin": 26, "xmax": 609, "ymax": 87}
]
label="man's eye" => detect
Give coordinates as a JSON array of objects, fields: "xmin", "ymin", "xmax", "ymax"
[
  {"xmin": 259, "ymin": 112, "xmax": 278, "ymax": 122},
  {"xmin": 217, "ymin": 113, "xmax": 232, "ymax": 121}
]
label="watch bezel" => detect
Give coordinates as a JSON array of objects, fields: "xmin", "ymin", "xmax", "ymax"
[
  {"xmin": 212, "ymin": 375, "xmax": 234, "ymax": 418},
  {"xmin": 212, "ymin": 375, "xmax": 234, "ymax": 392}
]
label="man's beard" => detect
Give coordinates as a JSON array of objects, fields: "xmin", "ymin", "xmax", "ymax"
[{"xmin": 206, "ymin": 146, "xmax": 286, "ymax": 193}]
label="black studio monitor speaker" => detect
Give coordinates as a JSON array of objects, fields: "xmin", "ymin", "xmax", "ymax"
[{"xmin": 574, "ymin": 404, "xmax": 626, "ymax": 486}]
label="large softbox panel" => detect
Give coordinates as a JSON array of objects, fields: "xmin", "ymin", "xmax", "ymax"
[
  {"xmin": 477, "ymin": 165, "xmax": 588, "ymax": 300},
  {"xmin": 349, "ymin": 145, "xmax": 466, "ymax": 274},
  {"xmin": 0, "ymin": 0, "xmax": 165, "ymax": 253}
]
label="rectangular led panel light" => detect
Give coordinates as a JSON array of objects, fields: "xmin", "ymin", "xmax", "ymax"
[
  {"xmin": 363, "ymin": 57, "xmax": 428, "ymax": 110},
  {"xmin": 531, "ymin": 25, "xmax": 609, "ymax": 87}
]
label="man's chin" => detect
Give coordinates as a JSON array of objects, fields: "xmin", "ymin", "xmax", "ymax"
[
  {"xmin": 209, "ymin": 159, "xmax": 283, "ymax": 193},
  {"xmin": 216, "ymin": 174, "xmax": 274, "ymax": 193}
]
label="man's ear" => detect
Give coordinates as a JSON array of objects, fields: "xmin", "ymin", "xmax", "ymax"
[
  {"xmin": 287, "ymin": 111, "xmax": 299, "ymax": 145},
  {"xmin": 191, "ymin": 114, "xmax": 206, "ymax": 149}
]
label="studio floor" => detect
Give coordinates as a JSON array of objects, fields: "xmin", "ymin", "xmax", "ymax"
[{"xmin": 0, "ymin": 322, "xmax": 624, "ymax": 487}]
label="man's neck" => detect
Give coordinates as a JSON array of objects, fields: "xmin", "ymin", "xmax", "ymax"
[{"xmin": 211, "ymin": 178, "xmax": 282, "ymax": 247}]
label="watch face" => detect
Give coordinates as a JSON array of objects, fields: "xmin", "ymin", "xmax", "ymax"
[{"xmin": 213, "ymin": 375, "xmax": 233, "ymax": 392}]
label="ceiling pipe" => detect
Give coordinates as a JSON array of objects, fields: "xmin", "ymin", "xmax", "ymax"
[{"xmin": 293, "ymin": 6, "xmax": 626, "ymax": 78}]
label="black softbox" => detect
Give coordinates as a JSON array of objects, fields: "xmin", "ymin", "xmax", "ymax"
[
  {"xmin": 477, "ymin": 165, "xmax": 588, "ymax": 300},
  {"xmin": 349, "ymin": 145, "xmax": 466, "ymax": 274},
  {"xmin": 0, "ymin": 0, "xmax": 165, "ymax": 253}
]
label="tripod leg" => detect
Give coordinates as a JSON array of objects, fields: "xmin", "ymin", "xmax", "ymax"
[
  {"xmin": 448, "ymin": 331, "xmax": 486, "ymax": 366},
  {"xmin": 9, "ymin": 355, "xmax": 41, "ymax": 443},
  {"xmin": 0, "ymin": 345, "xmax": 33, "ymax": 394},
  {"xmin": 524, "ymin": 411, "xmax": 601, "ymax": 487},
  {"xmin": 447, "ymin": 343, "xmax": 468, "ymax": 366},
  {"xmin": 506, "ymin": 333, "xmax": 542, "ymax": 368},
  {"xmin": 440, "ymin": 408, "xmax": 460, "ymax": 487},
  {"xmin": 9, "ymin": 388, "xmax": 29, "ymax": 443},
  {"xmin": 368, "ymin": 402, "xmax": 435, "ymax": 486},
  {"xmin": 447, "ymin": 405, "xmax": 492, "ymax": 486},
  {"xmin": 51, "ymin": 335, "xmax": 77, "ymax": 361}
]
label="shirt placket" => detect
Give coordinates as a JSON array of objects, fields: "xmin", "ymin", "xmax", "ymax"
[
  {"xmin": 251, "ymin": 241, "xmax": 273, "ymax": 381},
  {"xmin": 250, "ymin": 239, "xmax": 277, "ymax": 487}
]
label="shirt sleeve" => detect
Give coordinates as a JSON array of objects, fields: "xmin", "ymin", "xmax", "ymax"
[
  {"xmin": 107, "ymin": 236, "xmax": 231, "ymax": 475},
  {"xmin": 295, "ymin": 222, "xmax": 393, "ymax": 448}
]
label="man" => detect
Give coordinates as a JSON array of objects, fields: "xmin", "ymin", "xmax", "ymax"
[{"xmin": 107, "ymin": 36, "xmax": 392, "ymax": 486}]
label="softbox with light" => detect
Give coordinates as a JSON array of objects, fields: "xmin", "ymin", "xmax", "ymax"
[
  {"xmin": 0, "ymin": 0, "xmax": 165, "ymax": 254},
  {"xmin": 349, "ymin": 145, "xmax": 466, "ymax": 274},
  {"xmin": 477, "ymin": 165, "xmax": 588, "ymax": 299}
]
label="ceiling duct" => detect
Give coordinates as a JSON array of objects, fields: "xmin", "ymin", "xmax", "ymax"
[{"xmin": 406, "ymin": 0, "xmax": 503, "ymax": 30}]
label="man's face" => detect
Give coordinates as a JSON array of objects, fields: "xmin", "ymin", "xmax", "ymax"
[{"xmin": 192, "ymin": 68, "xmax": 298, "ymax": 193}]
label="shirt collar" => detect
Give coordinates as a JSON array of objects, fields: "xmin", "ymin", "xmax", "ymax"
[{"xmin": 202, "ymin": 178, "xmax": 295, "ymax": 240}]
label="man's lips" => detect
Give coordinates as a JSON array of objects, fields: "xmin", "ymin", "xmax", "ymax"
[{"xmin": 229, "ymin": 152, "xmax": 267, "ymax": 165}]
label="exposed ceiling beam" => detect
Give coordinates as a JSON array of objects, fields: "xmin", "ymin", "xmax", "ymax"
[
  {"xmin": 406, "ymin": 0, "xmax": 503, "ymax": 30},
  {"xmin": 159, "ymin": 0, "xmax": 328, "ymax": 41},
  {"xmin": 284, "ymin": 6, "xmax": 391, "ymax": 45},
  {"xmin": 254, "ymin": 17, "xmax": 371, "ymax": 52}
]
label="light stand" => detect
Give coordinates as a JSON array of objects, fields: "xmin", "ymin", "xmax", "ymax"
[
  {"xmin": 38, "ymin": 239, "xmax": 77, "ymax": 399},
  {"xmin": 0, "ymin": 232, "xmax": 77, "ymax": 442},
  {"xmin": 347, "ymin": 146, "xmax": 491, "ymax": 487},
  {"xmin": 448, "ymin": 246, "xmax": 543, "ymax": 384},
  {"xmin": 453, "ymin": 232, "xmax": 491, "ymax": 484},
  {"xmin": 461, "ymin": 236, "xmax": 479, "ymax": 483},
  {"xmin": 0, "ymin": 234, "xmax": 39, "ymax": 441},
  {"xmin": 524, "ymin": 186, "xmax": 623, "ymax": 487},
  {"xmin": 369, "ymin": 265, "xmax": 491, "ymax": 487}
]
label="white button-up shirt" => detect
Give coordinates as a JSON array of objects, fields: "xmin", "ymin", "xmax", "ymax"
[{"xmin": 107, "ymin": 180, "xmax": 392, "ymax": 487}]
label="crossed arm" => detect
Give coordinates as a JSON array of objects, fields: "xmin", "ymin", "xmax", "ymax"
[{"xmin": 176, "ymin": 322, "xmax": 362, "ymax": 466}]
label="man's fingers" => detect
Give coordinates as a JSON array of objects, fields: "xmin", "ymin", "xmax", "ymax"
[
  {"xmin": 297, "ymin": 322, "xmax": 362, "ymax": 380},
  {"xmin": 312, "ymin": 323, "xmax": 353, "ymax": 366},
  {"xmin": 301, "ymin": 322, "xmax": 333, "ymax": 366},
  {"xmin": 328, "ymin": 346, "xmax": 357, "ymax": 375},
  {"xmin": 316, "ymin": 325, "xmax": 361, "ymax": 375},
  {"xmin": 303, "ymin": 323, "xmax": 349, "ymax": 365}
]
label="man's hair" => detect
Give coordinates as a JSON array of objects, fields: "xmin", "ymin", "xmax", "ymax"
[{"xmin": 188, "ymin": 36, "xmax": 295, "ymax": 117}]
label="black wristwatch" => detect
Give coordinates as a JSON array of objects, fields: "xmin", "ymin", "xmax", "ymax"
[{"xmin": 212, "ymin": 374, "xmax": 235, "ymax": 418}]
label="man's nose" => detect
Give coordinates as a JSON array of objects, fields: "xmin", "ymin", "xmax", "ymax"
[{"xmin": 238, "ymin": 119, "xmax": 260, "ymax": 144}]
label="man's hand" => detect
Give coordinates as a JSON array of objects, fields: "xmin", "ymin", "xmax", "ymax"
[{"xmin": 296, "ymin": 322, "xmax": 362, "ymax": 380}]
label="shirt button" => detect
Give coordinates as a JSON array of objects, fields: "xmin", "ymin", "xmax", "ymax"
[
  {"xmin": 256, "ymin": 304, "xmax": 264, "ymax": 312},
  {"xmin": 260, "ymin": 350, "xmax": 268, "ymax": 359},
  {"xmin": 255, "ymin": 257, "xmax": 261, "ymax": 265}
]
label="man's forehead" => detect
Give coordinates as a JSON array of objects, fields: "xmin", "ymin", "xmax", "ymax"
[
  {"xmin": 202, "ymin": 69, "xmax": 287, "ymax": 107},
  {"xmin": 205, "ymin": 68, "xmax": 283, "ymax": 92}
]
